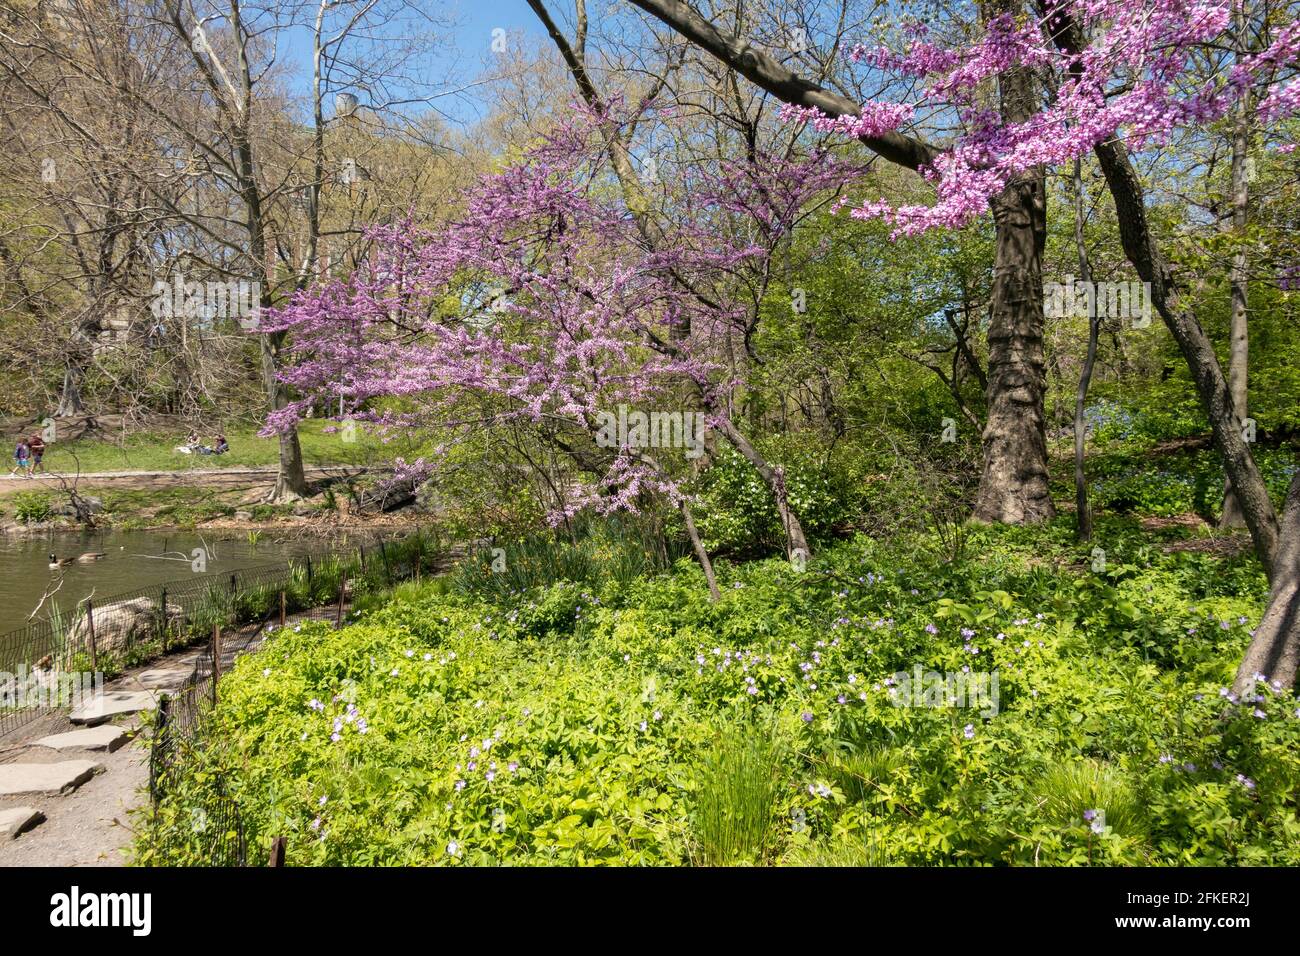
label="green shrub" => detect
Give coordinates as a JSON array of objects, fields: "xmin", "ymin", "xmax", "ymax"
[{"xmin": 12, "ymin": 491, "xmax": 53, "ymax": 523}]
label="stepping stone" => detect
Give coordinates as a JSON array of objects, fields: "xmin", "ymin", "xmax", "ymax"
[
  {"xmin": 69, "ymin": 690, "xmax": 157, "ymax": 725},
  {"xmin": 0, "ymin": 760, "xmax": 103, "ymax": 796},
  {"xmin": 33, "ymin": 725, "xmax": 130, "ymax": 753},
  {"xmin": 134, "ymin": 668, "xmax": 194, "ymax": 692},
  {"xmin": 0, "ymin": 807, "xmax": 45, "ymax": 839}
]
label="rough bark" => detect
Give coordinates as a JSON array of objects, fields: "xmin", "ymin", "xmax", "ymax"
[
  {"xmin": 972, "ymin": 23, "xmax": 1054, "ymax": 524},
  {"xmin": 56, "ymin": 364, "xmax": 85, "ymax": 417},
  {"xmin": 1233, "ymin": 467, "xmax": 1300, "ymax": 692},
  {"xmin": 1091, "ymin": 145, "xmax": 1278, "ymax": 570}
]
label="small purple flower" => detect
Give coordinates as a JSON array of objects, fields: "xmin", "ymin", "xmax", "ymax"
[
  {"xmin": 801, "ymin": 712, "xmax": 814, "ymax": 723},
  {"xmin": 963, "ymin": 724, "xmax": 975, "ymax": 739}
]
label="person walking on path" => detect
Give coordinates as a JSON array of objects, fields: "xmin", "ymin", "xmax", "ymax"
[
  {"xmin": 10, "ymin": 437, "xmax": 31, "ymax": 478},
  {"xmin": 27, "ymin": 432, "xmax": 46, "ymax": 474}
]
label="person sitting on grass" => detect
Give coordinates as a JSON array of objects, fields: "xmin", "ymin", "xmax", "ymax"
[
  {"xmin": 10, "ymin": 437, "xmax": 31, "ymax": 478},
  {"xmin": 176, "ymin": 430, "xmax": 203, "ymax": 454},
  {"xmin": 27, "ymin": 432, "xmax": 46, "ymax": 474},
  {"xmin": 212, "ymin": 433, "xmax": 228, "ymax": 455}
]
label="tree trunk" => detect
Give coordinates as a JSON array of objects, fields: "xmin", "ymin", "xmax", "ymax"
[
  {"xmin": 1089, "ymin": 136, "xmax": 1278, "ymax": 574},
  {"xmin": 1233, "ymin": 467, "xmax": 1300, "ymax": 692},
  {"xmin": 714, "ymin": 416, "xmax": 811, "ymax": 558},
  {"xmin": 972, "ymin": 39, "xmax": 1054, "ymax": 524},
  {"xmin": 260, "ymin": 328, "xmax": 309, "ymax": 501},
  {"xmin": 626, "ymin": 0, "xmax": 1053, "ymax": 526},
  {"xmin": 56, "ymin": 364, "xmax": 85, "ymax": 417},
  {"xmin": 1039, "ymin": 5, "xmax": 1280, "ymax": 573},
  {"xmin": 1221, "ymin": 11, "xmax": 1252, "ymax": 529},
  {"xmin": 680, "ymin": 499, "xmax": 721, "ymax": 602}
]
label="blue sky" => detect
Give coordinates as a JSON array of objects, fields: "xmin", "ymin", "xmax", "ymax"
[{"xmin": 274, "ymin": 0, "xmax": 552, "ymax": 128}]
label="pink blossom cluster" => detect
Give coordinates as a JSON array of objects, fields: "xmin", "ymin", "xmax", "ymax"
[
  {"xmin": 793, "ymin": 0, "xmax": 1300, "ymax": 236},
  {"xmin": 264, "ymin": 109, "xmax": 853, "ymax": 523}
]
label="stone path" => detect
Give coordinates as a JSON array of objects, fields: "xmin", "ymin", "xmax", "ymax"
[{"xmin": 0, "ymin": 616, "xmax": 281, "ymax": 866}]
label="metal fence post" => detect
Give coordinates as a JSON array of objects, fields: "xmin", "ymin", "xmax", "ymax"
[
  {"xmin": 269, "ymin": 836, "xmax": 287, "ymax": 867},
  {"xmin": 211, "ymin": 624, "xmax": 221, "ymax": 706},
  {"xmin": 158, "ymin": 586, "xmax": 168, "ymax": 650},
  {"xmin": 150, "ymin": 693, "xmax": 171, "ymax": 804},
  {"xmin": 279, "ymin": 590, "xmax": 287, "ymax": 628},
  {"xmin": 336, "ymin": 572, "xmax": 347, "ymax": 626},
  {"xmin": 84, "ymin": 600, "xmax": 98, "ymax": 672}
]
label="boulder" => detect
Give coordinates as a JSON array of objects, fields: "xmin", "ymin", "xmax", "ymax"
[
  {"xmin": 52, "ymin": 496, "xmax": 103, "ymax": 518},
  {"xmin": 65, "ymin": 597, "xmax": 182, "ymax": 658},
  {"xmin": 356, "ymin": 476, "xmax": 420, "ymax": 513}
]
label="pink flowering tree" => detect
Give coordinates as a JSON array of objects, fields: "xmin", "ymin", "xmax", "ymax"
[
  {"xmin": 264, "ymin": 117, "xmax": 852, "ymax": 599},
  {"xmin": 626, "ymin": 0, "xmax": 1300, "ymax": 688}
]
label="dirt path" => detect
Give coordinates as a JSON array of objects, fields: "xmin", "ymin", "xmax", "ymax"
[{"xmin": 0, "ymin": 465, "xmax": 382, "ymax": 498}]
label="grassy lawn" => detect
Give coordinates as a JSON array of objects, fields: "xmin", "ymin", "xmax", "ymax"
[{"xmin": 39, "ymin": 420, "xmax": 430, "ymax": 473}]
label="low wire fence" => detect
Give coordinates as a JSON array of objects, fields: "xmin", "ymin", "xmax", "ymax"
[
  {"xmin": 139, "ymin": 530, "xmax": 449, "ymax": 867},
  {"xmin": 0, "ymin": 530, "xmax": 442, "ymax": 740}
]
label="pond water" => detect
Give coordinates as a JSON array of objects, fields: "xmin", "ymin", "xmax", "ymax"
[{"xmin": 0, "ymin": 529, "xmax": 357, "ymax": 622}]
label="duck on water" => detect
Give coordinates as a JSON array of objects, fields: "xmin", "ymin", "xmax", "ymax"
[{"xmin": 48, "ymin": 552, "xmax": 106, "ymax": 569}]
